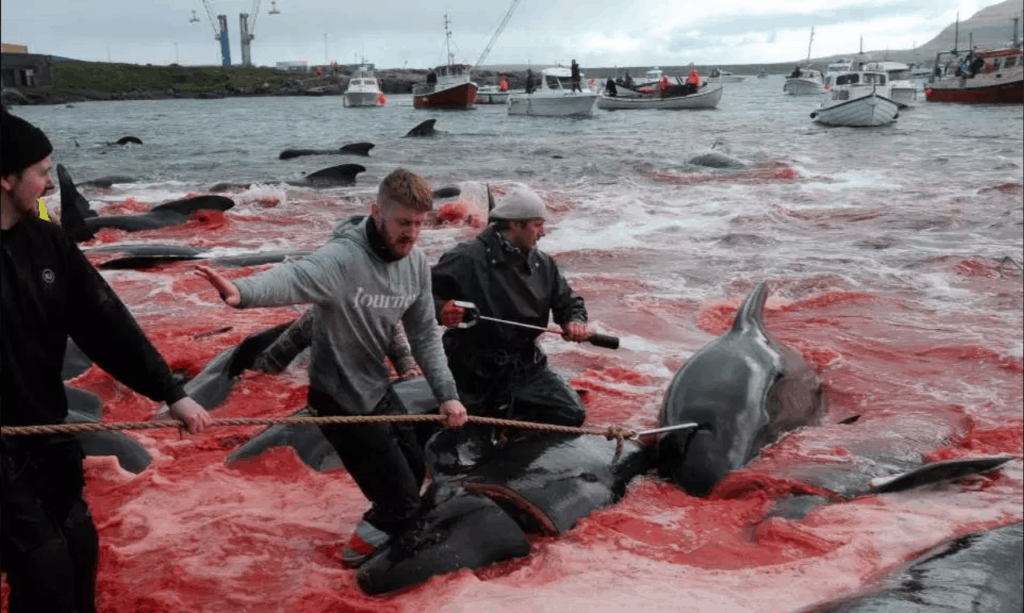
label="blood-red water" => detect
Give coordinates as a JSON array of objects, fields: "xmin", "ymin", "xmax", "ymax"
[{"xmin": 4, "ymin": 97, "xmax": 1022, "ymax": 612}]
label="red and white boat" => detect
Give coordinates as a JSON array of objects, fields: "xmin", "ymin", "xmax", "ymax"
[
  {"xmin": 412, "ymin": 14, "xmax": 478, "ymax": 109},
  {"xmin": 925, "ymin": 47, "xmax": 1023, "ymax": 104}
]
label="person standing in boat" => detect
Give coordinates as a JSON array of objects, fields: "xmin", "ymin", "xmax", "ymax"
[
  {"xmin": 193, "ymin": 168, "xmax": 467, "ymax": 569},
  {"xmin": 432, "ymin": 186, "xmax": 592, "ymax": 434},
  {"xmin": 1, "ymin": 107, "xmax": 212, "ymax": 613},
  {"xmin": 686, "ymin": 67, "xmax": 702, "ymax": 94},
  {"xmin": 570, "ymin": 59, "xmax": 582, "ymax": 92}
]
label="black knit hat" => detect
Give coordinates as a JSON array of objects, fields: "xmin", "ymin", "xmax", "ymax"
[{"xmin": 1, "ymin": 106, "xmax": 54, "ymax": 177}]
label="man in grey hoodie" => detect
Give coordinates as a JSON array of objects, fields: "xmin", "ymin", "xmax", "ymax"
[{"xmin": 195, "ymin": 168, "xmax": 467, "ymax": 568}]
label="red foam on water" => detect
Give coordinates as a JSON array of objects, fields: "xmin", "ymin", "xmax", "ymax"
[{"xmin": 434, "ymin": 201, "xmax": 472, "ymax": 225}]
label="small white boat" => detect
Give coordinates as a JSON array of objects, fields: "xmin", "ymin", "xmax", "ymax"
[
  {"xmin": 811, "ymin": 70, "xmax": 899, "ymax": 127},
  {"xmin": 343, "ymin": 65, "xmax": 384, "ymax": 107},
  {"xmin": 475, "ymin": 84, "xmax": 511, "ymax": 105},
  {"xmin": 507, "ymin": 66, "xmax": 599, "ymax": 118},
  {"xmin": 598, "ymin": 82, "xmax": 723, "ymax": 110},
  {"xmin": 783, "ymin": 67, "xmax": 826, "ymax": 95},
  {"xmin": 862, "ymin": 61, "xmax": 918, "ymax": 107},
  {"xmin": 708, "ymin": 68, "xmax": 745, "ymax": 83},
  {"xmin": 785, "ymin": 29, "xmax": 826, "ymax": 95}
]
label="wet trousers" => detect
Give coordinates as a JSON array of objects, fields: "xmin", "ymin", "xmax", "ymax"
[
  {"xmin": 1, "ymin": 437, "xmax": 99, "ymax": 613},
  {"xmin": 308, "ymin": 387, "xmax": 426, "ymax": 536}
]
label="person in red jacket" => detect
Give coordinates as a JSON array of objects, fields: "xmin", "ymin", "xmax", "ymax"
[{"xmin": 686, "ymin": 68, "xmax": 701, "ymax": 94}]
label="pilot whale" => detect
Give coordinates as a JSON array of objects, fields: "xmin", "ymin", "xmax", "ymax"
[
  {"xmin": 657, "ymin": 281, "xmax": 827, "ymax": 496},
  {"xmin": 208, "ymin": 163, "xmax": 367, "ymax": 192},
  {"xmin": 60, "ymin": 346, "xmax": 153, "ymax": 473},
  {"xmin": 58, "ymin": 164, "xmax": 235, "ymax": 243},
  {"xmin": 278, "ymin": 142, "xmax": 374, "ymax": 159}
]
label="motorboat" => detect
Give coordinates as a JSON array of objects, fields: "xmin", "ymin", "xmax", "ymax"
[
  {"xmin": 783, "ymin": 66, "xmax": 826, "ymax": 95},
  {"xmin": 343, "ymin": 65, "xmax": 384, "ymax": 107},
  {"xmin": 507, "ymin": 66, "xmax": 600, "ymax": 118},
  {"xmin": 862, "ymin": 61, "xmax": 918, "ymax": 107},
  {"xmin": 708, "ymin": 68, "xmax": 745, "ymax": 83},
  {"xmin": 757, "ymin": 68, "xmax": 769, "ymax": 79},
  {"xmin": 784, "ymin": 28, "xmax": 826, "ymax": 95},
  {"xmin": 598, "ymin": 82, "xmax": 723, "ymax": 110},
  {"xmin": 412, "ymin": 14, "xmax": 478, "ymax": 109},
  {"xmin": 811, "ymin": 70, "xmax": 899, "ymax": 127},
  {"xmin": 925, "ymin": 47, "xmax": 1023, "ymax": 104}
]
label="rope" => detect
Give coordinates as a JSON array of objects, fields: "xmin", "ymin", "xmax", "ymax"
[{"xmin": 0, "ymin": 414, "xmax": 639, "ymax": 447}]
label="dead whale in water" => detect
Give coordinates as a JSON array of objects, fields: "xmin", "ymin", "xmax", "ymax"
[
  {"xmin": 355, "ymin": 432, "xmax": 653, "ymax": 595},
  {"xmin": 657, "ymin": 281, "xmax": 827, "ymax": 496},
  {"xmin": 805, "ymin": 522, "xmax": 1023, "ymax": 613},
  {"xmin": 58, "ymin": 164, "xmax": 234, "ymax": 243},
  {"xmin": 278, "ymin": 142, "xmax": 375, "ymax": 159},
  {"xmin": 60, "ymin": 346, "xmax": 153, "ymax": 473},
  {"xmin": 208, "ymin": 163, "xmax": 367, "ymax": 192}
]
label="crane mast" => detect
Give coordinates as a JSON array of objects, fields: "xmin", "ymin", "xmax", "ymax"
[{"xmin": 474, "ymin": 0, "xmax": 523, "ymax": 69}]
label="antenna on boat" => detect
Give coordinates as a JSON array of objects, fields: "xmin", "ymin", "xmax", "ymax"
[
  {"xmin": 954, "ymin": 12, "xmax": 960, "ymax": 53},
  {"xmin": 444, "ymin": 12, "xmax": 455, "ymax": 66}
]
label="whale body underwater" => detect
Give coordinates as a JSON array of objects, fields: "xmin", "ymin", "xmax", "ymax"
[{"xmin": 57, "ymin": 164, "xmax": 235, "ymax": 243}]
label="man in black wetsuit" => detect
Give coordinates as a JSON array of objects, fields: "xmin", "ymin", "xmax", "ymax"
[{"xmin": 0, "ymin": 107, "xmax": 212, "ymax": 613}]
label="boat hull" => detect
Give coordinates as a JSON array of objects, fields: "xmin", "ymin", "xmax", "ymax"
[
  {"xmin": 783, "ymin": 78, "xmax": 825, "ymax": 95},
  {"xmin": 598, "ymin": 84, "xmax": 723, "ymax": 110},
  {"xmin": 890, "ymin": 85, "xmax": 917, "ymax": 108},
  {"xmin": 344, "ymin": 91, "xmax": 382, "ymax": 107},
  {"xmin": 925, "ymin": 79, "xmax": 1023, "ymax": 104},
  {"xmin": 413, "ymin": 82, "xmax": 478, "ymax": 109},
  {"xmin": 475, "ymin": 91, "xmax": 511, "ymax": 105},
  {"xmin": 508, "ymin": 94, "xmax": 599, "ymax": 117},
  {"xmin": 812, "ymin": 92, "xmax": 899, "ymax": 127}
]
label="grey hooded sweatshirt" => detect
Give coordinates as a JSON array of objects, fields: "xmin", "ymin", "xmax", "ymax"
[{"xmin": 234, "ymin": 216, "xmax": 458, "ymax": 415}]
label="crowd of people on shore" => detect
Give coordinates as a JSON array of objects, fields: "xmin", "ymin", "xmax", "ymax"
[{"xmin": 1, "ymin": 106, "xmax": 600, "ymax": 612}]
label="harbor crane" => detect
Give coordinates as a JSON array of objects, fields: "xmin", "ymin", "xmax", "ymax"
[
  {"xmin": 195, "ymin": 1, "xmax": 277, "ymax": 67},
  {"xmin": 473, "ymin": 0, "xmax": 523, "ymax": 69},
  {"xmin": 198, "ymin": 0, "xmax": 231, "ymax": 66}
]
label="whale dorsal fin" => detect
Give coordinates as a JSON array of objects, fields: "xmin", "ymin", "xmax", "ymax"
[{"xmin": 730, "ymin": 281, "xmax": 769, "ymax": 334}]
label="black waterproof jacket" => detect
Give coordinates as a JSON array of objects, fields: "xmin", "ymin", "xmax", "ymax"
[
  {"xmin": 1, "ymin": 218, "xmax": 185, "ymax": 431},
  {"xmin": 431, "ymin": 225, "xmax": 586, "ymax": 378}
]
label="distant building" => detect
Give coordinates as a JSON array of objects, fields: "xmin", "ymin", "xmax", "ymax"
[
  {"xmin": 276, "ymin": 61, "xmax": 309, "ymax": 72},
  {"xmin": 1, "ymin": 52, "xmax": 52, "ymax": 88},
  {"xmin": 2, "ymin": 43, "xmax": 29, "ymax": 54}
]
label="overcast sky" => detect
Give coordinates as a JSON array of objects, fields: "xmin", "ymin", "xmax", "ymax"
[{"xmin": 0, "ymin": 0, "xmax": 1007, "ymax": 69}]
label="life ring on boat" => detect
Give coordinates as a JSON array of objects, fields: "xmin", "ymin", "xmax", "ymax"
[{"xmin": 378, "ymin": 93, "xmax": 387, "ymax": 105}]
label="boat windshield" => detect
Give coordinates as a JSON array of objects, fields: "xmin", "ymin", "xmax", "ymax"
[
  {"xmin": 437, "ymin": 65, "xmax": 467, "ymax": 78},
  {"xmin": 545, "ymin": 74, "xmax": 584, "ymax": 91}
]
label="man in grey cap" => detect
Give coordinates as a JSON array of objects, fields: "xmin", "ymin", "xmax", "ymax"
[{"xmin": 432, "ymin": 185, "xmax": 591, "ymax": 436}]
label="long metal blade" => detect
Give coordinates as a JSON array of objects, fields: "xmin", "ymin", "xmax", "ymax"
[
  {"xmin": 633, "ymin": 422, "xmax": 699, "ymax": 437},
  {"xmin": 477, "ymin": 314, "xmax": 554, "ymax": 334}
]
